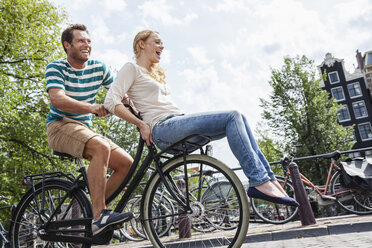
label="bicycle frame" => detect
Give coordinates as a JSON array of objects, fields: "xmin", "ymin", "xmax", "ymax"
[{"xmin": 113, "ymin": 134, "xmax": 211, "ymax": 221}]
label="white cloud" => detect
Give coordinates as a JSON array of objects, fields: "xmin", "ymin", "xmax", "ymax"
[
  {"xmin": 90, "ymin": 17, "xmax": 128, "ymax": 46},
  {"xmin": 99, "ymin": 0, "xmax": 127, "ymax": 14},
  {"xmin": 187, "ymin": 46, "xmax": 213, "ymax": 65},
  {"xmin": 92, "ymin": 49, "xmax": 130, "ymax": 72},
  {"xmin": 139, "ymin": 0, "xmax": 198, "ymax": 26},
  {"xmin": 160, "ymin": 49, "xmax": 171, "ymax": 65},
  {"xmin": 211, "ymin": 0, "xmax": 256, "ymax": 13},
  {"xmin": 90, "ymin": 17, "xmax": 116, "ymax": 44}
]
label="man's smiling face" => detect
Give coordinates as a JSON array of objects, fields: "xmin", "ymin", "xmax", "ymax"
[{"xmin": 66, "ymin": 30, "xmax": 91, "ymax": 65}]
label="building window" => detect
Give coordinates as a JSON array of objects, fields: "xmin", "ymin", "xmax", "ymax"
[
  {"xmin": 338, "ymin": 105, "xmax": 351, "ymax": 122},
  {"xmin": 347, "ymin": 82, "xmax": 362, "ymax": 98},
  {"xmin": 328, "ymin": 71, "xmax": 340, "ymax": 84},
  {"xmin": 358, "ymin": 122, "xmax": 372, "ymax": 141},
  {"xmin": 352, "ymin": 101, "xmax": 368, "ymax": 119},
  {"xmin": 367, "ymin": 52, "xmax": 372, "ymax": 66},
  {"xmin": 366, "ymin": 150, "xmax": 372, "ymax": 158},
  {"xmin": 331, "ymin": 87, "xmax": 345, "ymax": 101},
  {"xmin": 348, "ymin": 152, "xmax": 362, "ymax": 159}
]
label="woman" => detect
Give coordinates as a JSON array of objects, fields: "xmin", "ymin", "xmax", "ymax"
[{"xmin": 104, "ymin": 30, "xmax": 298, "ymax": 206}]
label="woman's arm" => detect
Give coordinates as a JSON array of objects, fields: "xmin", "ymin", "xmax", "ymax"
[
  {"xmin": 104, "ymin": 63, "xmax": 135, "ymax": 114},
  {"xmin": 104, "ymin": 63, "xmax": 152, "ymax": 145},
  {"xmin": 114, "ymin": 104, "xmax": 153, "ymax": 146}
]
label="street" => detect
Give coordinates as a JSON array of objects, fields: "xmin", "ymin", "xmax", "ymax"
[{"xmin": 242, "ymin": 231, "xmax": 372, "ymax": 248}]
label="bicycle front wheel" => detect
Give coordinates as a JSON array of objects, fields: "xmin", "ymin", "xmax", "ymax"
[
  {"xmin": 142, "ymin": 154, "xmax": 249, "ymax": 248},
  {"xmin": 10, "ymin": 178, "xmax": 92, "ymax": 248},
  {"xmin": 250, "ymin": 176, "xmax": 299, "ymax": 224},
  {"xmin": 331, "ymin": 171, "xmax": 372, "ymax": 215}
]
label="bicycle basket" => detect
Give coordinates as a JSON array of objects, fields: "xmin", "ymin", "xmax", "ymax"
[{"xmin": 340, "ymin": 158, "xmax": 372, "ymax": 190}]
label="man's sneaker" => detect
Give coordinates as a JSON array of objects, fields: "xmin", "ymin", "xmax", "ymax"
[{"xmin": 92, "ymin": 209, "xmax": 133, "ymax": 235}]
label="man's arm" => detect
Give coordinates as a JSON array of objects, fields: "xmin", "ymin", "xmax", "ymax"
[{"xmin": 49, "ymin": 88, "xmax": 108, "ymax": 117}]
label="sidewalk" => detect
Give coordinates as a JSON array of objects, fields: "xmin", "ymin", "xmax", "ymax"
[
  {"xmin": 244, "ymin": 214, "xmax": 372, "ymax": 243},
  {"xmin": 95, "ymin": 214, "xmax": 372, "ymax": 247}
]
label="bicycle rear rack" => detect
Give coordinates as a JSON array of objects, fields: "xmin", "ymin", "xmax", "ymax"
[{"xmin": 22, "ymin": 171, "xmax": 76, "ymax": 187}]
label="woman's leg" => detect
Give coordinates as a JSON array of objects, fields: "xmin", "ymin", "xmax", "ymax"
[
  {"xmin": 152, "ymin": 111, "xmax": 299, "ymax": 204},
  {"xmin": 241, "ymin": 115, "xmax": 275, "ymax": 181},
  {"xmin": 241, "ymin": 115, "xmax": 289, "ymax": 196},
  {"xmin": 152, "ymin": 111, "xmax": 270, "ymax": 186}
]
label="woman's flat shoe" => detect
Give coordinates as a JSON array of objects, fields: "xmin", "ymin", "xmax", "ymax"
[{"xmin": 247, "ymin": 187, "xmax": 299, "ymax": 206}]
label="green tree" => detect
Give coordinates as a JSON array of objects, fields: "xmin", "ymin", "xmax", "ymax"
[
  {"xmin": 0, "ymin": 0, "xmax": 69, "ymax": 203},
  {"xmin": 260, "ymin": 55, "xmax": 354, "ymax": 184},
  {"xmin": 255, "ymin": 123, "xmax": 283, "ymax": 175}
]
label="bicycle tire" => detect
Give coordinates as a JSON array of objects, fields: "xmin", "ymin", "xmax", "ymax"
[
  {"xmin": 250, "ymin": 176, "xmax": 299, "ymax": 224},
  {"xmin": 142, "ymin": 154, "xmax": 249, "ymax": 248},
  {"xmin": 331, "ymin": 170, "xmax": 372, "ymax": 215},
  {"xmin": 10, "ymin": 178, "xmax": 92, "ymax": 248}
]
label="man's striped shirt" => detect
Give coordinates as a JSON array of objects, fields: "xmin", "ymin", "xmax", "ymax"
[{"xmin": 46, "ymin": 59, "xmax": 113, "ymax": 127}]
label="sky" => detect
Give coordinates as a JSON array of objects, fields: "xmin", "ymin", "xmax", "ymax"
[{"xmin": 50, "ymin": 0, "xmax": 372, "ymax": 183}]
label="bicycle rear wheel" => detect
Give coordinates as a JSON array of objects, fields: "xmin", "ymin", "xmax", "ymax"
[
  {"xmin": 250, "ymin": 176, "xmax": 299, "ymax": 224},
  {"xmin": 142, "ymin": 154, "xmax": 249, "ymax": 248},
  {"xmin": 331, "ymin": 171, "xmax": 372, "ymax": 215},
  {"xmin": 10, "ymin": 178, "xmax": 92, "ymax": 248}
]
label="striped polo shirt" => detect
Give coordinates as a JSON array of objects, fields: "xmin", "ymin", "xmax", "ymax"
[{"xmin": 45, "ymin": 59, "xmax": 113, "ymax": 127}]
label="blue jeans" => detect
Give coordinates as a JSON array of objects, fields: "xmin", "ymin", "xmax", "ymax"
[{"xmin": 152, "ymin": 110, "xmax": 275, "ymax": 187}]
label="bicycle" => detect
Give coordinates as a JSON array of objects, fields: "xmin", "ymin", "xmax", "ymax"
[
  {"xmin": 120, "ymin": 166, "xmax": 241, "ymax": 241},
  {"xmin": 0, "ymin": 196, "xmax": 14, "ymax": 248},
  {"xmin": 250, "ymin": 146, "xmax": 372, "ymax": 224},
  {"xmin": 10, "ymin": 104, "xmax": 249, "ymax": 248}
]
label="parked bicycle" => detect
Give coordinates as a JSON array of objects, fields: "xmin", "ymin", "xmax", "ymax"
[
  {"xmin": 118, "ymin": 187, "xmax": 175, "ymax": 242},
  {"xmin": 250, "ymin": 146, "xmax": 372, "ymax": 224},
  {"xmin": 10, "ymin": 104, "xmax": 249, "ymax": 248},
  {"xmin": 0, "ymin": 196, "xmax": 14, "ymax": 248}
]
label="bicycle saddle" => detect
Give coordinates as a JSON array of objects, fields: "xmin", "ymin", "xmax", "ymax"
[{"xmin": 321, "ymin": 150, "xmax": 341, "ymax": 160}]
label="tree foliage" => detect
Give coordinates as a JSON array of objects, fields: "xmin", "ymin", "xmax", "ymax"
[
  {"xmin": 255, "ymin": 123, "xmax": 283, "ymax": 175},
  {"xmin": 259, "ymin": 55, "xmax": 355, "ymax": 184},
  {"xmin": 0, "ymin": 0, "xmax": 69, "ymax": 203}
]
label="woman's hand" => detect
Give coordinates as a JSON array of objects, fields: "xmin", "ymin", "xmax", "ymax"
[
  {"xmin": 139, "ymin": 123, "xmax": 153, "ymax": 146},
  {"xmin": 114, "ymin": 103, "xmax": 152, "ymax": 145}
]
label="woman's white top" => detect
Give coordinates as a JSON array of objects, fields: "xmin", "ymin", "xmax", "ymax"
[{"xmin": 104, "ymin": 62, "xmax": 183, "ymax": 130}]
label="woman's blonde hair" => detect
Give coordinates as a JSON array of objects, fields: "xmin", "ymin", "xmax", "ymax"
[{"xmin": 133, "ymin": 30, "xmax": 166, "ymax": 84}]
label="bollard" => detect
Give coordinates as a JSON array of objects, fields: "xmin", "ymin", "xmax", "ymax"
[
  {"xmin": 289, "ymin": 162, "xmax": 316, "ymax": 226},
  {"xmin": 177, "ymin": 179, "xmax": 191, "ymax": 238}
]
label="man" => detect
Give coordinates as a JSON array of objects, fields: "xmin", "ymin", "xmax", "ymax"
[{"xmin": 45, "ymin": 24, "xmax": 133, "ymax": 235}]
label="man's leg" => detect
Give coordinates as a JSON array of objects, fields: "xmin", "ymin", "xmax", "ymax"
[
  {"xmin": 83, "ymin": 136, "xmax": 111, "ymax": 220},
  {"xmin": 105, "ymin": 147, "xmax": 133, "ymax": 198}
]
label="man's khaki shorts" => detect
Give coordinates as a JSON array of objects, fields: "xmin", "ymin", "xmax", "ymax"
[{"xmin": 46, "ymin": 117, "xmax": 119, "ymax": 158}]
